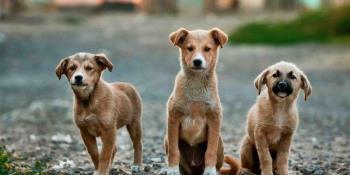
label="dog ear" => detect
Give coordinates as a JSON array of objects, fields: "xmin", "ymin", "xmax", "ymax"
[
  {"xmin": 300, "ymin": 72, "xmax": 312, "ymax": 101},
  {"xmin": 169, "ymin": 28, "xmax": 189, "ymax": 47},
  {"xmin": 94, "ymin": 53, "xmax": 113, "ymax": 72},
  {"xmin": 254, "ymin": 68, "xmax": 269, "ymax": 95},
  {"xmin": 55, "ymin": 57, "xmax": 70, "ymax": 80},
  {"xmin": 210, "ymin": 28, "xmax": 228, "ymax": 48}
]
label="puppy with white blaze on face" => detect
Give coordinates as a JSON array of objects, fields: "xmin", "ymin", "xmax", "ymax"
[
  {"xmin": 220, "ymin": 61, "xmax": 312, "ymax": 175},
  {"xmin": 55, "ymin": 52, "xmax": 143, "ymax": 175},
  {"xmin": 164, "ymin": 28, "xmax": 228, "ymax": 175}
]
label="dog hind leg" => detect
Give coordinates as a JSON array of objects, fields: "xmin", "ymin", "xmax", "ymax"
[
  {"xmin": 127, "ymin": 118, "xmax": 143, "ymax": 172},
  {"xmin": 240, "ymin": 135, "xmax": 260, "ymax": 174}
]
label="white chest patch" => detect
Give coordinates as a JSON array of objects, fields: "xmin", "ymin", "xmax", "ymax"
[
  {"xmin": 180, "ymin": 116, "xmax": 207, "ymax": 146},
  {"xmin": 275, "ymin": 112, "xmax": 287, "ymax": 128},
  {"xmin": 182, "ymin": 116, "xmax": 199, "ymax": 128}
]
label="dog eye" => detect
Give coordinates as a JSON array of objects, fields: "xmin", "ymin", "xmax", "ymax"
[
  {"xmin": 289, "ymin": 75, "xmax": 296, "ymax": 79},
  {"xmin": 204, "ymin": 47, "xmax": 211, "ymax": 52},
  {"xmin": 187, "ymin": 46, "xmax": 194, "ymax": 52},
  {"xmin": 85, "ymin": 66, "xmax": 93, "ymax": 71},
  {"xmin": 287, "ymin": 71, "xmax": 296, "ymax": 79},
  {"xmin": 272, "ymin": 71, "xmax": 280, "ymax": 78},
  {"xmin": 69, "ymin": 66, "xmax": 76, "ymax": 71}
]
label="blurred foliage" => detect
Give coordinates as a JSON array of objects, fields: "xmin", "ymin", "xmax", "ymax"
[
  {"xmin": 61, "ymin": 15, "xmax": 85, "ymax": 25},
  {"xmin": 0, "ymin": 145, "xmax": 45, "ymax": 175},
  {"xmin": 229, "ymin": 5, "xmax": 350, "ymax": 45}
]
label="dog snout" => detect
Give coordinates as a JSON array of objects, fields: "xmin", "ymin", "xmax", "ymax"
[
  {"xmin": 193, "ymin": 59, "xmax": 202, "ymax": 67},
  {"xmin": 278, "ymin": 81, "xmax": 288, "ymax": 90},
  {"xmin": 75, "ymin": 75, "xmax": 83, "ymax": 83}
]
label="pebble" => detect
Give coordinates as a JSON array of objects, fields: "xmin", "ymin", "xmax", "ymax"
[
  {"xmin": 51, "ymin": 133, "xmax": 73, "ymax": 144},
  {"xmin": 152, "ymin": 163, "xmax": 163, "ymax": 170},
  {"xmin": 150, "ymin": 157, "xmax": 162, "ymax": 163},
  {"xmin": 144, "ymin": 165, "xmax": 151, "ymax": 172}
]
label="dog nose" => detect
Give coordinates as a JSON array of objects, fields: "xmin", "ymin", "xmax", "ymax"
[
  {"xmin": 278, "ymin": 81, "xmax": 287, "ymax": 90},
  {"xmin": 193, "ymin": 59, "xmax": 202, "ymax": 67},
  {"xmin": 75, "ymin": 75, "xmax": 83, "ymax": 83}
]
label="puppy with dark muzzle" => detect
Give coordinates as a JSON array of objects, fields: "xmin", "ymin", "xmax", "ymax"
[
  {"xmin": 221, "ymin": 61, "xmax": 312, "ymax": 175},
  {"xmin": 164, "ymin": 28, "xmax": 228, "ymax": 175},
  {"xmin": 55, "ymin": 52, "xmax": 143, "ymax": 175}
]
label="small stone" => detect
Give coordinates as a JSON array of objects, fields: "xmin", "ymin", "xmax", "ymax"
[
  {"xmin": 152, "ymin": 163, "xmax": 163, "ymax": 170},
  {"xmin": 131, "ymin": 165, "xmax": 142, "ymax": 173},
  {"xmin": 51, "ymin": 133, "xmax": 72, "ymax": 144},
  {"xmin": 30, "ymin": 134, "xmax": 38, "ymax": 142},
  {"xmin": 311, "ymin": 137, "xmax": 317, "ymax": 144},
  {"xmin": 150, "ymin": 157, "xmax": 162, "ymax": 163},
  {"xmin": 144, "ymin": 165, "xmax": 151, "ymax": 172},
  {"xmin": 313, "ymin": 169, "xmax": 324, "ymax": 175}
]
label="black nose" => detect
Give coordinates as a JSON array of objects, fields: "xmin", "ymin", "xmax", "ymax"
[
  {"xmin": 193, "ymin": 59, "xmax": 202, "ymax": 67},
  {"xmin": 278, "ymin": 81, "xmax": 287, "ymax": 90},
  {"xmin": 75, "ymin": 75, "xmax": 83, "ymax": 83}
]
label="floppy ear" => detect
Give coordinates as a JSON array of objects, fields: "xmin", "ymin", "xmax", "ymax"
[
  {"xmin": 210, "ymin": 28, "xmax": 228, "ymax": 48},
  {"xmin": 254, "ymin": 68, "xmax": 270, "ymax": 95},
  {"xmin": 300, "ymin": 72, "xmax": 312, "ymax": 101},
  {"xmin": 55, "ymin": 57, "xmax": 70, "ymax": 80},
  {"xmin": 94, "ymin": 53, "xmax": 113, "ymax": 72},
  {"xmin": 169, "ymin": 28, "xmax": 189, "ymax": 47}
]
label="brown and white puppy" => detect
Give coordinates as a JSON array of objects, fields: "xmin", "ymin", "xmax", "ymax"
[
  {"xmin": 164, "ymin": 28, "xmax": 228, "ymax": 175},
  {"xmin": 55, "ymin": 52, "xmax": 143, "ymax": 175},
  {"xmin": 220, "ymin": 61, "xmax": 312, "ymax": 175}
]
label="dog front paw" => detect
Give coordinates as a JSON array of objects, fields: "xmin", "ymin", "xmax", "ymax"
[
  {"xmin": 261, "ymin": 171, "xmax": 273, "ymax": 175},
  {"xmin": 94, "ymin": 170, "xmax": 109, "ymax": 175},
  {"xmin": 131, "ymin": 165, "xmax": 142, "ymax": 173},
  {"xmin": 203, "ymin": 166, "xmax": 217, "ymax": 175},
  {"xmin": 167, "ymin": 166, "xmax": 180, "ymax": 175},
  {"xmin": 275, "ymin": 168, "xmax": 288, "ymax": 175}
]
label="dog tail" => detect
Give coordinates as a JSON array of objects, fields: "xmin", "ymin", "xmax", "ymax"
[{"xmin": 220, "ymin": 155, "xmax": 241, "ymax": 175}]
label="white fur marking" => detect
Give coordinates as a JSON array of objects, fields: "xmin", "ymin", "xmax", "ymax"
[
  {"xmin": 71, "ymin": 67, "xmax": 84, "ymax": 84},
  {"xmin": 93, "ymin": 171, "xmax": 100, "ymax": 175},
  {"xmin": 182, "ymin": 116, "xmax": 195, "ymax": 128},
  {"xmin": 77, "ymin": 52, "xmax": 85, "ymax": 58},
  {"xmin": 167, "ymin": 166, "xmax": 180, "ymax": 175},
  {"xmin": 203, "ymin": 166, "xmax": 217, "ymax": 175},
  {"xmin": 195, "ymin": 52, "xmax": 206, "ymax": 68},
  {"xmin": 275, "ymin": 111, "xmax": 287, "ymax": 129}
]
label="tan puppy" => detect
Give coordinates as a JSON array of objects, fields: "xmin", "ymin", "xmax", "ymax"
[
  {"xmin": 221, "ymin": 61, "xmax": 312, "ymax": 175},
  {"xmin": 55, "ymin": 52, "xmax": 143, "ymax": 175},
  {"xmin": 164, "ymin": 28, "xmax": 228, "ymax": 175}
]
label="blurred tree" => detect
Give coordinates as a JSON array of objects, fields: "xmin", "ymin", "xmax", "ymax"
[
  {"xmin": 0, "ymin": 0, "xmax": 24, "ymax": 20},
  {"xmin": 142, "ymin": 0, "xmax": 177, "ymax": 14},
  {"xmin": 265, "ymin": 0, "xmax": 299, "ymax": 10},
  {"xmin": 204, "ymin": 0, "xmax": 216, "ymax": 13},
  {"xmin": 0, "ymin": 0, "xmax": 12, "ymax": 20}
]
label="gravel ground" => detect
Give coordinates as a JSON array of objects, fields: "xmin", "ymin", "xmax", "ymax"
[{"xmin": 0, "ymin": 12, "xmax": 349, "ymax": 174}]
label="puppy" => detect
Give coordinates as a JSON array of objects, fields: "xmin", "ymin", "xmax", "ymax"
[
  {"xmin": 221, "ymin": 61, "xmax": 312, "ymax": 175},
  {"xmin": 55, "ymin": 52, "xmax": 143, "ymax": 175},
  {"xmin": 164, "ymin": 28, "xmax": 228, "ymax": 175}
]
